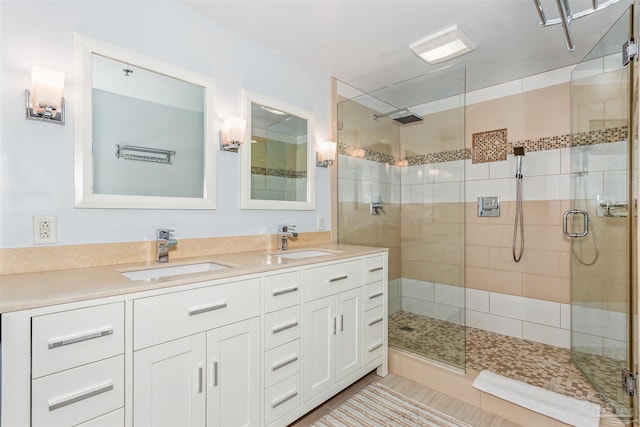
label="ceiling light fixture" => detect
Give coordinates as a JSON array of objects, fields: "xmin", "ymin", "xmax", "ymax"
[{"xmin": 410, "ymin": 25, "xmax": 475, "ymax": 64}]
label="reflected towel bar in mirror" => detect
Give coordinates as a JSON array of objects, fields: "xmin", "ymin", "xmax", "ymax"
[{"xmin": 115, "ymin": 144, "xmax": 176, "ymax": 164}]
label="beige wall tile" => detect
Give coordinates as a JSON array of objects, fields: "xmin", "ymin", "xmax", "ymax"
[
  {"xmin": 466, "ymin": 266, "xmax": 522, "ymax": 296},
  {"xmin": 522, "ymin": 274, "xmax": 570, "ymax": 304},
  {"xmin": 488, "ymin": 247, "xmax": 564, "ymax": 276},
  {"xmin": 466, "ymin": 246, "xmax": 489, "ymax": 268}
]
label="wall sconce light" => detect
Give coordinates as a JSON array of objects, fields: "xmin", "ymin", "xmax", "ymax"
[
  {"xmin": 316, "ymin": 140, "xmax": 337, "ymax": 167},
  {"xmin": 26, "ymin": 66, "xmax": 66, "ymax": 125},
  {"xmin": 219, "ymin": 116, "xmax": 247, "ymax": 152}
]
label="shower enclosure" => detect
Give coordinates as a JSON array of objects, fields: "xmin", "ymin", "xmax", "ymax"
[
  {"xmin": 337, "ymin": 63, "xmax": 467, "ymax": 369},
  {"xmin": 567, "ymin": 5, "xmax": 637, "ymax": 421}
]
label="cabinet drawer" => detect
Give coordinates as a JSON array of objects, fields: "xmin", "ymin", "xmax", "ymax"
[
  {"xmin": 364, "ymin": 306, "xmax": 384, "ymax": 365},
  {"xmin": 264, "ymin": 271, "xmax": 301, "ymax": 313},
  {"xmin": 304, "ymin": 259, "xmax": 362, "ymax": 302},
  {"xmin": 76, "ymin": 408, "xmax": 124, "ymax": 426},
  {"xmin": 265, "ymin": 373, "xmax": 301, "ymax": 425},
  {"xmin": 134, "ymin": 278, "xmax": 260, "ymax": 350},
  {"xmin": 265, "ymin": 305, "xmax": 301, "ymax": 351},
  {"xmin": 264, "ymin": 339, "xmax": 301, "ymax": 389},
  {"xmin": 32, "ymin": 355, "xmax": 124, "ymax": 427},
  {"xmin": 32, "ymin": 302, "xmax": 124, "ymax": 378},
  {"xmin": 364, "ymin": 281, "xmax": 384, "ymax": 311},
  {"xmin": 364, "ymin": 255, "xmax": 385, "ymax": 284}
]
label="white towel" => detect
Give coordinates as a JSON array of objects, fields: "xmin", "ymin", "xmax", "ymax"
[{"xmin": 472, "ymin": 370, "xmax": 600, "ymax": 427}]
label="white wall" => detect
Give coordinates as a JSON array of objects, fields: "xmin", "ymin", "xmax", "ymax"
[{"xmin": 0, "ymin": 1, "xmax": 330, "ymax": 248}]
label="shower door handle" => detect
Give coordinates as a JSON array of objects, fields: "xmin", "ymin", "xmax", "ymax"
[{"xmin": 563, "ymin": 209, "xmax": 589, "ymax": 238}]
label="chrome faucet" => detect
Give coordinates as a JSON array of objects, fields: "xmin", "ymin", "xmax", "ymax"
[
  {"xmin": 278, "ymin": 225, "xmax": 298, "ymax": 250},
  {"xmin": 156, "ymin": 228, "xmax": 177, "ymax": 263}
]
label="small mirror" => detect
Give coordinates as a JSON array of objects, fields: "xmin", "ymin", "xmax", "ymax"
[
  {"xmin": 74, "ymin": 34, "xmax": 217, "ymax": 209},
  {"xmin": 241, "ymin": 91, "xmax": 316, "ymax": 210}
]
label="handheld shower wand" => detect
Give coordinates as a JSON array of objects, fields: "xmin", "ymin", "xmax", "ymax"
[{"xmin": 513, "ymin": 147, "xmax": 525, "ymax": 262}]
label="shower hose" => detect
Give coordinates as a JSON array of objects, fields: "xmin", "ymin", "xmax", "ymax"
[{"xmin": 512, "ymin": 176, "xmax": 524, "ymax": 263}]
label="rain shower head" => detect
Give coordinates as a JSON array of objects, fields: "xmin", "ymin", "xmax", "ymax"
[
  {"xmin": 373, "ymin": 108, "xmax": 423, "ymax": 125},
  {"xmin": 394, "ymin": 114, "xmax": 423, "ymax": 125}
]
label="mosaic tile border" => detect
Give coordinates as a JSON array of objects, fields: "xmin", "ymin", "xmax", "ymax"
[
  {"xmin": 472, "ymin": 128, "xmax": 508, "ymax": 164},
  {"xmin": 251, "ymin": 166, "xmax": 307, "ymax": 179},
  {"xmin": 338, "ymin": 126, "xmax": 628, "ymax": 166}
]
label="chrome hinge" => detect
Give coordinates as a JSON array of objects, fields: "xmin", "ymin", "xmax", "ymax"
[
  {"xmin": 622, "ymin": 368, "xmax": 637, "ymax": 396},
  {"xmin": 623, "ymin": 40, "xmax": 637, "ymax": 66}
]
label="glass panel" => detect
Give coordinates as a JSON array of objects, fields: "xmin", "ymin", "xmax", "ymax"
[
  {"xmin": 337, "ymin": 62, "xmax": 466, "ymax": 370},
  {"xmin": 570, "ymin": 7, "xmax": 633, "ymax": 421}
]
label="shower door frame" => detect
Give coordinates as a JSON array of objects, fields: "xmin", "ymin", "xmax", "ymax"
[{"xmin": 568, "ymin": 4, "xmax": 637, "ymax": 423}]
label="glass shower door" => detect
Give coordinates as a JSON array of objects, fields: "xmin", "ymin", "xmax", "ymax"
[{"xmin": 568, "ymin": 6, "xmax": 635, "ymax": 422}]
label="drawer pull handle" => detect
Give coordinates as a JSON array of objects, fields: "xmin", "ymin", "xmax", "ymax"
[
  {"xmin": 188, "ymin": 302, "xmax": 227, "ymax": 316},
  {"xmin": 272, "ymin": 321, "xmax": 299, "ymax": 334},
  {"xmin": 272, "ymin": 287, "xmax": 299, "ymax": 297},
  {"xmin": 369, "ymin": 267, "xmax": 383, "ymax": 272},
  {"xmin": 368, "ymin": 342, "xmax": 383, "ymax": 352},
  {"xmin": 329, "ymin": 275, "xmax": 348, "ymax": 283},
  {"xmin": 48, "ymin": 327, "xmax": 113, "ymax": 349},
  {"xmin": 368, "ymin": 291, "xmax": 383, "ymax": 300},
  {"xmin": 271, "ymin": 355, "xmax": 299, "ymax": 371},
  {"xmin": 340, "ymin": 314, "xmax": 344, "ymax": 332},
  {"xmin": 198, "ymin": 366, "xmax": 203, "ymax": 394},
  {"xmin": 271, "ymin": 390, "xmax": 298, "ymax": 408},
  {"xmin": 48, "ymin": 382, "xmax": 114, "ymax": 411},
  {"xmin": 212, "ymin": 361, "xmax": 219, "ymax": 387},
  {"xmin": 368, "ymin": 317, "xmax": 383, "ymax": 326}
]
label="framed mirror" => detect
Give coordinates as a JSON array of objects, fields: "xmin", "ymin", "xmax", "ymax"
[
  {"xmin": 73, "ymin": 33, "xmax": 217, "ymax": 209},
  {"xmin": 240, "ymin": 91, "xmax": 316, "ymax": 210}
]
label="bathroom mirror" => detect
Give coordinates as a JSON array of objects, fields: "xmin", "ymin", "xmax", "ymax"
[
  {"xmin": 73, "ymin": 34, "xmax": 217, "ymax": 209},
  {"xmin": 240, "ymin": 91, "xmax": 316, "ymax": 210}
]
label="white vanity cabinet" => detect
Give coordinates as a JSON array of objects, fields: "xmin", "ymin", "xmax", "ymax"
[
  {"xmin": 301, "ymin": 260, "xmax": 363, "ymax": 402},
  {"xmin": 132, "ymin": 278, "xmax": 261, "ymax": 427},
  {"xmin": 0, "ymin": 249, "xmax": 387, "ymax": 427}
]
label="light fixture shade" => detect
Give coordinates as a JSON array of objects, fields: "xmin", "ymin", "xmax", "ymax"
[
  {"xmin": 410, "ymin": 26, "xmax": 475, "ymax": 64},
  {"xmin": 317, "ymin": 140, "xmax": 337, "ymax": 167},
  {"xmin": 31, "ymin": 66, "xmax": 65, "ymax": 110},
  {"xmin": 225, "ymin": 117, "xmax": 246, "ymax": 144}
]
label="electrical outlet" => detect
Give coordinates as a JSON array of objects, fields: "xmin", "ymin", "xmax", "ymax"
[
  {"xmin": 33, "ymin": 215, "xmax": 57, "ymax": 244},
  {"xmin": 316, "ymin": 215, "xmax": 325, "ymax": 230}
]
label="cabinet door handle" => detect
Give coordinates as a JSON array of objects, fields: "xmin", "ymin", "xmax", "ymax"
[
  {"xmin": 271, "ymin": 321, "xmax": 299, "ymax": 334},
  {"xmin": 212, "ymin": 361, "xmax": 219, "ymax": 387},
  {"xmin": 48, "ymin": 327, "xmax": 113, "ymax": 349},
  {"xmin": 48, "ymin": 382, "xmax": 113, "ymax": 411},
  {"xmin": 198, "ymin": 366, "xmax": 203, "ymax": 394},
  {"xmin": 188, "ymin": 302, "xmax": 227, "ymax": 316},
  {"xmin": 270, "ymin": 390, "xmax": 298, "ymax": 408},
  {"xmin": 340, "ymin": 314, "xmax": 344, "ymax": 332},
  {"xmin": 368, "ymin": 342, "xmax": 383, "ymax": 352},
  {"xmin": 368, "ymin": 291, "xmax": 383, "ymax": 300},
  {"xmin": 368, "ymin": 317, "xmax": 383, "ymax": 326},
  {"xmin": 369, "ymin": 267, "xmax": 383, "ymax": 272},
  {"xmin": 333, "ymin": 317, "xmax": 337, "ymax": 335},
  {"xmin": 329, "ymin": 275, "xmax": 348, "ymax": 283},
  {"xmin": 271, "ymin": 355, "xmax": 299, "ymax": 371},
  {"xmin": 272, "ymin": 287, "xmax": 298, "ymax": 297}
]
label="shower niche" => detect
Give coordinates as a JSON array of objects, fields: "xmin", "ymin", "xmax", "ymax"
[{"xmin": 337, "ymin": 63, "xmax": 467, "ymax": 370}]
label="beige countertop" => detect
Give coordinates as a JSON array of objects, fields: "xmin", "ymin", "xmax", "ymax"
[{"xmin": 0, "ymin": 244, "xmax": 387, "ymax": 313}]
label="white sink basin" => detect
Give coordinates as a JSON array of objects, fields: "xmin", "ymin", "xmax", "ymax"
[
  {"xmin": 276, "ymin": 250, "xmax": 335, "ymax": 260},
  {"xmin": 122, "ymin": 262, "xmax": 230, "ymax": 281}
]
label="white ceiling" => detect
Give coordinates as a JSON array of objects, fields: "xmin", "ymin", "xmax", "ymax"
[{"xmin": 182, "ymin": 0, "xmax": 630, "ymax": 95}]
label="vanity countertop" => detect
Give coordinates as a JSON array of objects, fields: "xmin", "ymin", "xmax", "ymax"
[{"xmin": 0, "ymin": 244, "xmax": 387, "ymax": 313}]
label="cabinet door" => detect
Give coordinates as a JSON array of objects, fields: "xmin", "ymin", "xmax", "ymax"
[
  {"xmin": 335, "ymin": 288, "xmax": 362, "ymax": 381},
  {"xmin": 302, "ymin": 296, "xmax": 334, "ymax": 401},
  {"xmin": 207, "ymin": 318, "xmax": 260, "ymax": 427},
  {"xmin": 133, "ymin": 335, "xmax": 206, "ymax": 427}
]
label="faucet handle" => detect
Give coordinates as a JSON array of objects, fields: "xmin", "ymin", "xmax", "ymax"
[{"xmin": 157, "ymin": 228, "xmax": 175, "ymax": 240}]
